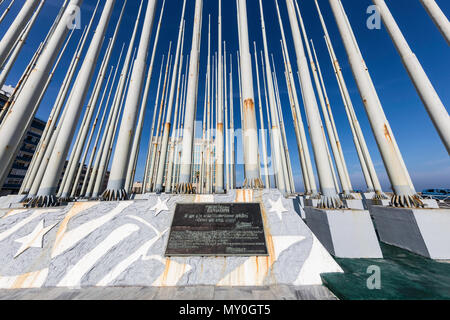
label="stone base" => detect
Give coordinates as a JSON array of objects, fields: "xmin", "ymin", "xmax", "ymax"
[
  {"xmin": 370, "ymin": 206, "xmax": 450, "ymax": 260},
  {"xmin": 304, "ymin": 207, "xmax": 383, "ymax": 258},
  {"xmin": 0, "ymin": 189, "xmax": 343, "ymax": 289},
  {"xmin": 304, "ymin": 198, "xmax": 320, "ymax": 207},
  {"xmin": 288, "ymin": 195, "xmax": 305, "ymax": 219},
  {"xmin": 342, "ymin": 199, "xmax": 364, "ymax": 210},
  {"xmin": 0, "ymin": 195, "xmax": 26, "ymax": 209}
]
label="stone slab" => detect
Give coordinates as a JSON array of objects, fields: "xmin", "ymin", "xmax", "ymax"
[
  {"xmin": 342, "ymin": 199, "xmax": 365, "ymax": 211},
  {"xmin": 304, "ymin": 207, "xmax": 383, "ymax": 258},
  {"xmin": 370, "ymin": 206, "xmax": 450, "ymax": 259}
]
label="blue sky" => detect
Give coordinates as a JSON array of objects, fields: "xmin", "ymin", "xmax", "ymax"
[{"xmin": 0, "ymin": 0, "xmax": 449, "ymax": 192}]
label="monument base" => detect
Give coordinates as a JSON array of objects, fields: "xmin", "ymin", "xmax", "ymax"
[
  {"xmin": 0, "ymin": 189, "xmax": 343, "ymax": 290},
  {"xmin": 370, "ymin": 206, "xmax": 450, "ymax": 260},
  {"xmin": 304, "ymin": 207, "xmax": 383, "ymax": 258}
]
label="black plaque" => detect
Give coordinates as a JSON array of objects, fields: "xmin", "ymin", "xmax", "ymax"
[{"xmin": 165, "ymin": 203, "xmax": 268, "ymax": 256}]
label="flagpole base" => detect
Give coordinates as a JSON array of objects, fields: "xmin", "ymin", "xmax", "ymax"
[{"xmin": 101, "ymin": 188, "xmax": 129, "ymax": 201}]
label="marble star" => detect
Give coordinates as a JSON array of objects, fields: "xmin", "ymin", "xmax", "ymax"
[
  {"xmin": 14, "ymin": 220, "xmax": 57, "ymax": 258},
  {"xmin": 268, "ymin": 197, "xmax": 289, "ymax": 221},
  {"xmin": 150, "ymin": 197, "xmax": 169, "ymax": 216}
]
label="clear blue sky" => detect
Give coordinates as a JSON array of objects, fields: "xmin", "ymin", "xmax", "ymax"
[{"xmin": 0, "ymin": 0, "xmax": 449, "ymax": 192}]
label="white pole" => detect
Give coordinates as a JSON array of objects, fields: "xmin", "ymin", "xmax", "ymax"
[
  {"xmin": 0, "ymin": 0, "xmax": 83, "ymax": 187},
  {"xmin": 258, "ymin": 0, "xmax": 286, "ymax": 194},
  {"xmin": 154, "ymin": 0, "xmax": 187, "ymax": 193},
  {"xmin": 103, "ymin": 0, "xmax": 158, "ymax": 200},
  {"xmin": 314, "ymin": 0, "xmax": 380, "ymax": 195},
  {"xmin": 253, "ymin": 42, "xmax": 270, "ymax": 189},
  {"xmin": 229, "ymin": 55, "xmax": 235, "ymax": 189},
  {"xmin": 420, "ymin": 0, "xmax": 450, "ymax": 45},
  {"xmin": 86, "ymin": 0, "xmax": 144, "ymax": 198},
  {"xmin": 126, "ymin": 0, "xmax": 167, "ymax": 193},
  {"xmin": 294, "ymin": 0, "xmax": 352, "ymax": 197},
  {"xmin": 0, "ymin": 0, "xmax": 44, "ymax": 89},
  {"xmin": 285, "ymin": 0, "xmax": 342, "ymax": 208},
  {"xmin": 148, "ymin": 49, "xmax": 172, "ymax": 191},
  {"xmin": 224, "ymin": 43, "xmax": 230, "ymax": 191},
  {"xmin": 238, "ymin": 0, "xmax": 263, "ymax": 189},
  {"xmin": 31, "ymin": 0, "xmax": 117, "ymax": 206},
  {"xmin": 274, "ymin": 0, "xmax": 316, "ymax": 195},
  {"xmin": 215, "ymin": 0, "xmax": 225, "ymax": 193},
  {"xmin": 329, "ymin": 0, "xmax": 422, "ymax": 208},
  {"xmin": 177, "ymin": 0, "xmax": 203, "ymax": 194},
  {"xmin": 374, "ymin": 0, "xmax": 450, "ymax": 154},
  {"xmin": 143, "ymin": 55, "xmax": 165, "ymax": 192},
  {"xmin": 0, "ymin": 0, "xmax": 17, "ymax": 25},
  {"xmin": 0, "ymin": 0, "xmax": 40, "ymax": 68},
  {"xmin": 79, "ymin": 43, "xmax": 125, "ymax": 197}
]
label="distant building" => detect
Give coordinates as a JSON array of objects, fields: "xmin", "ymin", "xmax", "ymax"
[
  {"xmin": 0, "ymin": 90, "xmax": 109, "ymax": 196},
  {"xmin": 0, "ymin": 115, "xmax": 46, "ymax": 195}
]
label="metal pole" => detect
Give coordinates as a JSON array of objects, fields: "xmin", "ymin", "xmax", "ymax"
[
  {"xmin": 86, "ymin": 0, "xmax": 144, "ymax": 198},
  {"xmin": 0, "ymin": 0, "xmax": 83, "ymax": 187},
  {"xmin": 143, "ymin": 55, "xmax": 165, "ymax": 192},
  {"xmin": 311, "ymin": 39, "xmax": 353, "ymax": 192},
  {"xmin": 91, "ymin": 48, "xmax": 136, "ymax": 198},
  {"xmin": 154, "ymin": 1, "xmax": 187, "ymax": 193},
  {"xmin": 0, "ymin": 0, "xmax": 16, "ymax": 25},
  {"xmin": 314, "ymin": 0, "xmax": 379, "ymax": 194},
  {"xmin": 215, "ymin": 0, "xmax": 224, "ymax": 193},
  {"xmin": 177, "ymin": 0, "xmax": 203, "ymax": 194},
  {"xmin": 0, "ymin": 0, "xmax": 44, "ymax": 89},
  {"xmin": 273, "ymin": 0, "xmax": 316, "ymax": 195},
  {"xmin": 258, "ymin": 0, "xmax": 286, "ymax": 194},
  {"xmin": 420, "ymin": 0, "xmax": 450, "ymax": 45},
  {"xmin": 294, "ymin": 0, "xmax": 352, "ymax": 198},
  {"xmin": 103, "ymin": 0, "xmax": 158, "ymax": 200},
  {"xmin": 166, "ymin": 59, "xmax": 185, "ymax": 193},
  {"xmin": 148, "ymin": 49, "xmax": 172, "ymax": 191},
  {"xmin": 61, "ymin": 0, "xmax": 127, "ymax": 198},
  {"xmin": 329, "ymin": 0, "xmax": 422, "ymax": 208},
  {"xmin": 253, "ymin": 42, "xmax": 270, "ymax": 189},
  {"xmin": 229, "ymin": 54, "xmax": 236, "ymax": 190},
  {"xmin": 285, "ymin": 0, "xmax": 342, "ymax": 208},
  {"xmin": 224, "ymin": 43, "xmax": 230, "ymax": 192},
  {"xmin": 127, "ymin": 0, "xmax": 166, "ymax": 194},
  {"xmin": 238, "ymin": 0, "xmax": 263, "ymax": 189},
  {"xmin": 30, "ymin": 0, "xmax": 117, "ymax": 207},
  {"xmin": 374, "ymin": 0, "xmax": 450, "ymax": 154},
  {"xmin": 0, "ymin": 0, "xmax": 40, "ymax": 68}
]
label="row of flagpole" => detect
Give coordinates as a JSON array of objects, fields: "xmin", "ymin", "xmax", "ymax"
[{"xmin": 0, "ymin": 0, "xmax": 447, "ymax": 209}]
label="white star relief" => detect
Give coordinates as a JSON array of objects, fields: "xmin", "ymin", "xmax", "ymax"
[
  {"xmin": 14, "ymin": 220, "xmax": 58, "ymax": 258},
  {"xmin": 150, "ymin": 197, "xmax": 169, "ymax": 216},
  {"xmin": 268, "ymin": 197, "xmax": 289, "ymax": 221}
]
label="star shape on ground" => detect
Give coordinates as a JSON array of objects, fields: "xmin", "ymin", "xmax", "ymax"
[
  {"xmin": 150, "ymin": 197, "xmax": 169, "ymax": 216},
  {"xmin": 14, "ymin": 220, "xmax": 58, "ymax": 258},
  {"xmin": 268, "ymin": 197, "xmax": 289, "ymax": 221}
]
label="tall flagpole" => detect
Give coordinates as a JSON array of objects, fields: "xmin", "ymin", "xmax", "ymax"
[
  {"xmin": 0, "ymin": 0, "xmax": 83, "ymax": 188},
  {"xmin": 285, "ymin": 0, "xmax": 343, "ymax": 208},
  {"xmin": 238, "ymin": 0, "xmax": 263, "ymax": 189},
  {"xmin": 420, "ymin": 0, "xmax": 450, "ymax": 45},
  {"xmin": 155, "ymin": 0, "xmax": 187, "ymax": 193},
  {"xmin": 329, "ymin": 0, "xmax": 422, "ymax": 208},
  {"xmin": 274, "ymin": 0, "xmax": 315, "ymax": 195},
  {"xmin": 30, "ymin": 0, "xmax": 117, "ymax": 207},
  {"xmin": 374, "ymin": 0, "xmax": 450, "ymax": 154},
  {"xmin": 103, "ymin": 0, "xmax": 158, "ymax": 200},
  {"xmin": 177, "ymin": 0, "xmax": 203, "ymax": 194}
]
